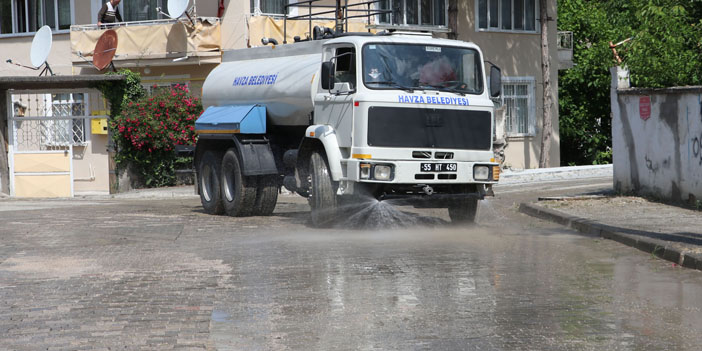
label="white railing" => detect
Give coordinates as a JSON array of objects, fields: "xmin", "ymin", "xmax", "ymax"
[{"xmin": 70, "ymin": 17, "xmax": 220, "ymax": 32}]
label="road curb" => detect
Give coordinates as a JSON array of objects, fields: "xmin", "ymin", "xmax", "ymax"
[{"xmin": 518, "ymin": 202, "xmax": 702, "ymax": 271}]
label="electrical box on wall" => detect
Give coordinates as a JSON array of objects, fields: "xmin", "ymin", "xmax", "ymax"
[{"xmin": 91, "ymin": 118, "xmax": 108, "ymax": 135}]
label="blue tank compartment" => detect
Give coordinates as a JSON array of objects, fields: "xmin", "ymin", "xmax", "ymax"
[{"xmin": 195, "ymin": 105, "xmax": 266, "ymax": 134}]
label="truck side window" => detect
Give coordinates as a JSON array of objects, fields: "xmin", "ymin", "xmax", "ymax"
[{"xmin": 334, "ymin": 47, "xmax": 356, "ymax": 89}]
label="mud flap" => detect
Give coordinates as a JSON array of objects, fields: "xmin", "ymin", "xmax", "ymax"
[{"xmin": 235, "ymin": 138, "xmax": 278, "ymax": 176}]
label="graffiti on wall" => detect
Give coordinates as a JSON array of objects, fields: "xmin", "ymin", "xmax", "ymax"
[
  {"xmin": 692, "ymin": 95, "xmax": 702, "ymax": 166},
  {"xmin": 694, "ymin": 133, "xmax": 702, "ymax": 166}
]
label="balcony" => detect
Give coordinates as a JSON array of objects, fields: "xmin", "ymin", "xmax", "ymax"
[{"xmin": 70, "ymin": 18, "xmax": 221, "ymax": 68}]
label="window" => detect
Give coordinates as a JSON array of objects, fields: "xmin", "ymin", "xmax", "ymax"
[
  {"xmin": 250, "ymin": 0, "xmax": 286, "ymax": 15},
  {"xmin": 377, "ymin": 0, "xmax": 446, "ymax": 27},
  {"xmin": 333, "ymin": 47, "xmax": 356, "ymax": 89},
  {"xmin": 502, "ymin": 77, "xmax": 535, "ymax": 136},
  {"xmin": 43, "ymin": 93, "xmax": 87, "ymax": 145},
  {"xmin": 1, "ymin": 0, "xmax": 72, "ymax": 34},
  {"xmin": 122, "ymin": 0, "xmax": 170, "ymax": 22},
  {"xmin": 477, "ymin": 0, "xmax": 536, "ymax": 32}
]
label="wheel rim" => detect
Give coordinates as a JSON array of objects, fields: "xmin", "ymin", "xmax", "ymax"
[
  {"xmin": 201, "ymin": 164, "xmax": 212, "ymax": 202},
  {"xmin": 223, "ymin": 164, "xmax": 234, "ymax": 202}
]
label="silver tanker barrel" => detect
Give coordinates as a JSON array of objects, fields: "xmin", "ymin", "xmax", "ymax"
[{"xmin": 201, "ymin": 42, "xmax": 323, "ymax": 127}]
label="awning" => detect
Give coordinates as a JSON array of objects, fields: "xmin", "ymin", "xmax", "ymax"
[{"xmin": 195, "ymin": 104, "xmax": 266, "ymax": 134}]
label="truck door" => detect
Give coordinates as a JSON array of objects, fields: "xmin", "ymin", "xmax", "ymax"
[{"xmin": 314, "ymin": 46, "xmax": 356, "ymax": 148}]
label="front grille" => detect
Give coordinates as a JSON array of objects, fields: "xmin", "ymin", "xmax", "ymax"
[
  {"xmin": 367, "ymin": 107, "xmax": 492, "ymax": 150},
  {"xmin": 412, "ymin": 151, "xmax": 432, "ymax": 158},
  {"xmin": 435, "ymin": 152, "xmax": 454, "ymax": 159}
]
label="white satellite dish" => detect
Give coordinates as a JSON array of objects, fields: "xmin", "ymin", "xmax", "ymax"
[
  {"xmin": 30, "ymin": 25, "xmax": 53, "ymax": 68},
  {"xmin": 167, "ymin": 0, "xmax": 189, "ymax": 18}
]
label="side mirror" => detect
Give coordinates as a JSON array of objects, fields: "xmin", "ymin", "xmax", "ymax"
[
  {"xmin": 321, "ymin": 61, "xmax": 335, "ymax": 90},
  {"xmin": 489, "ymin": 65, "xmax": 501, "ymax": 98}
]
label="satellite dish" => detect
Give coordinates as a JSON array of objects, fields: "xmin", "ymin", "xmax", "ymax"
[
  {"xmin": 93, "ymin": 30, "xmax": 118, "ymax": 71},
  {"xmin": 30, "ymin": 25, "xmax": 52, "ymax": 68},
  {"xmin": 167, "ymin": 0, "xmax": 189, "ymax": 18}
]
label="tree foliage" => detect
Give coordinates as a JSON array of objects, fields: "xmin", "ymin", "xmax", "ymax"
[
  {"xmin": 558, "ymin": 0, "xmax": 702, "ymax": 165},
  {"xmin": 98, "ymin": 68, "xmax": 146, "ymax": 121}
]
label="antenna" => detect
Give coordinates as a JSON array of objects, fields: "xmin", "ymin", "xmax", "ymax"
[
  {"xmin": 168, "ymin": 0, "xmax": 188, "ymax": 19},
  {"xmin": 157, "ymin": 0, "xmax": 196, "ymax": 26},
  {"xmin": 7, "ymin": 25, "xmax": 55, "ymax": 76},
  {"xmin": 93, "ymin": 30, "xmax": 118, "ymax": 72}
]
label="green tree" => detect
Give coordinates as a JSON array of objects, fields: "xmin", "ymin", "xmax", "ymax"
[{"xmin": 558, "ymin": 0, "xmax": 702, "ymax": 165}]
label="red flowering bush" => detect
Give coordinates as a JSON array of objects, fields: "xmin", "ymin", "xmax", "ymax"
[{"xmin": 111, "ymin": 84, "xmax": 202, "ymax": 187}]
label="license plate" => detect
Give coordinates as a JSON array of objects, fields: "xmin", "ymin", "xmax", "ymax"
[{"xmin": 420, "ymin": 163, "xmax": 457, "ymax": 172}]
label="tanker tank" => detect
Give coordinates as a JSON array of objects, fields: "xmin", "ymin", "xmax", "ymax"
[{"xmin": 201, "ymin": 41, "xmax": 324, "ymax": 127}]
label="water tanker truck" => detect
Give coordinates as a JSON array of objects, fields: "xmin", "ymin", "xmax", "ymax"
[{"xmin": 194, "ymin": 28, "xmax": 502, "ymax": 226}]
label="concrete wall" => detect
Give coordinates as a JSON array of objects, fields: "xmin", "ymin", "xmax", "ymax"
[
  {"xmin": 0, "ymin": 33, "xmax": 74, "ymax": 76},
  {"xmin": 73, "ymin": 134, "xmax": 110, "ymax": 194},
  {"xmin": 611, "ymin": 68, "xmax": 702, "ymax": 203}
]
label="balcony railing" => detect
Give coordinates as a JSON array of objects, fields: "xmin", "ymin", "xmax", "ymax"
[{"xmin": 70, "ymin": 18, "xmax": 221, "ymax": 68}]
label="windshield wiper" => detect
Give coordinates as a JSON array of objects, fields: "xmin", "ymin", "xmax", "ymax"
[
  {"xmin": 369, "ymin": 80, "xmax": 415, "ymax": 93},
  {"xmin": 419, "ymin": 84, "xmax": 466, "ymax": 96}
]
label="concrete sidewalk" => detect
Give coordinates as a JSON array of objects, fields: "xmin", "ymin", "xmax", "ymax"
[
  {"xmin": 498, "ymin": 164, "xmax": 702, "ymax": 271},
  {"xmin": 520, "ymin": 196, "xmax": 702, "ymax": 271}
]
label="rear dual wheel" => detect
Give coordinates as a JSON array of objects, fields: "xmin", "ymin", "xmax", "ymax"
[
  {"xmin": 253, "ymin": 175, "xmax": 278, "ymax": 216},
  {"xmin": 198, "ymin": 150, "xmax": 225, "ymax": 215},
  {"xmin": 221, "ymin": 149, "xmax": 257, "ymax": 216},
  {"xmin": 199, "ymin": 148, "xmax": 278, "ymax": 217}
]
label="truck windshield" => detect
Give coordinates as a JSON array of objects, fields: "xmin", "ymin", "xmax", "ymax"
[{"xmin": 362, "ymin": 43, "xmax": 483, "ymax": 94}]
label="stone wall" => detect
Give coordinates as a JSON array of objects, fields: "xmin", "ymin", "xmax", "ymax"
[{"xmin": 610, "ymin": 67, "xmax": 702, "ymax": 203}]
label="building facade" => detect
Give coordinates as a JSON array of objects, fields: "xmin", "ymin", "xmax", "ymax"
[{"xmin": 0, "ymin": 0, "xmax": 562, "ymax": 196}]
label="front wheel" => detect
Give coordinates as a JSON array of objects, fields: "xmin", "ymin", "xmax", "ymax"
[
  {"xmin": 448, "ymin": 198, "xmax": 479, "ymax": 224},
  {"xmin": 309, "ymin": 151, "xmax": 338, "ymax": 227}
]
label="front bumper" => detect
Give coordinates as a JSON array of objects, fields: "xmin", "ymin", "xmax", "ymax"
[{"xmin": 345, "ymin": 159, "xmax": 500, "ymax": 184}]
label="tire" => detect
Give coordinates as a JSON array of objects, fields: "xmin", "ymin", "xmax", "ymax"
[
  {"xmin": 253, "ymin": 175, "xmax": 279, "ymax": 216},
  {"xmin": 448, "ymin": 198, "xmax": 479, "ymax": 224},
  {"xmin": 309, "ymin": 150, "xmax": 338, "ymax": 227},
  {"xmin": 220, "ymin": 148, "xmax": 257, "ymax": 217},
  {"xmin": 198, "ymin": 150, "xmax": 224, "ymax": 215}
]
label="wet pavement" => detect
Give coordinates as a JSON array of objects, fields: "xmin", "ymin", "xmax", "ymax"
[
  {"xmin": 1, "ymin": 177, "xmax": 702, "ymax": 350},
  {"xmin": 522, "ymin": 195, "xmax": 702, "ymax": 270}
]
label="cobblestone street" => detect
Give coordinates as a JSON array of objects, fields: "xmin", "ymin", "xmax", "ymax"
[{"xmin": 1, "ymin": 183, "xmax": 701, "ymax": 350}]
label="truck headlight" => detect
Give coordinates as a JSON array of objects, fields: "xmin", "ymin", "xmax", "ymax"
[
  {"xmin": 473, "ymin": 165, "xmax": 490, "ymax": 180},
  {"xmin": 373, "ymin": 165, "xmax": 393, "ymax": 181}
]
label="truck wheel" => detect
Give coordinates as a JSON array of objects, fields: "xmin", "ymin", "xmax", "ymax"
[
  {"xmin": 448, "ymin": 198, "xmax": 479, "ymax": 224},
  {"xmin": 309, "ymin": 150, "xmax": 337, "ymax": 227},
  {"xmin": 221, "ymin": 148, "xmax": 256, "ymax": 217},
  {"xmin": 253, "ymin": 175, "xmax": 279, "ymax": 216},
  {"xmin": 198, "ymin": 150, "xmax": 225, "ymax": 215}
]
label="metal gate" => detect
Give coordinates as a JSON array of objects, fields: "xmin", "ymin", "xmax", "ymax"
[{"xmin": 7, "ymin": 89, "xmax": 103, "ymax": 197}]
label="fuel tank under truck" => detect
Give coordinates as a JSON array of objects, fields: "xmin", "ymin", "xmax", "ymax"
[{"xmin": 201, "ymin": 40, "xmax": 323, "ymax": 127}]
